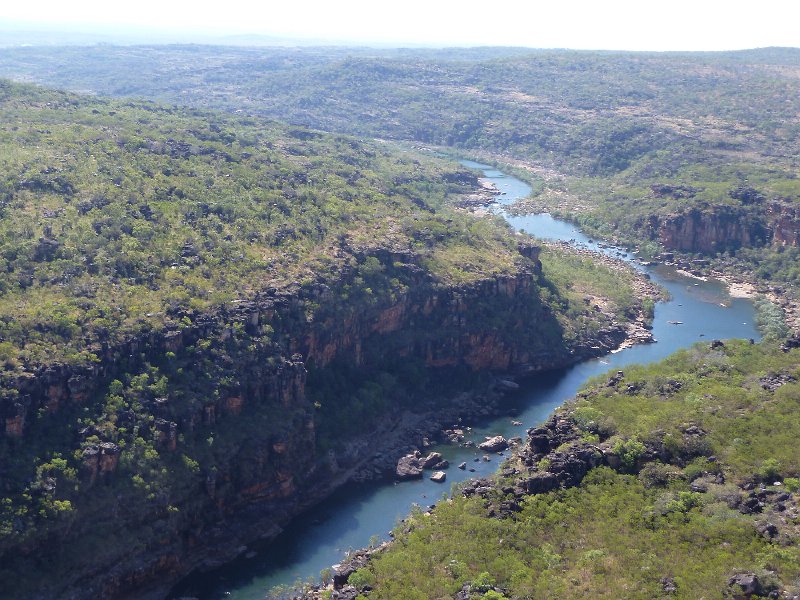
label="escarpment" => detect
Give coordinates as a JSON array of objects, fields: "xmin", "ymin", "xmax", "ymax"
[
  {"xmin": 646, "ymin": 207, "xmax": 770, "ymax": 254},
  {"xmin": 643, "ymin": 201, "xmax": 800, "ymax": 255},
  {"xmin": 769, "ymin": 202, "xmax": 800, "ymax": 247},
  {"xmin": 0, "ymin": 240, "xmax": 639, "ymax": 599}
]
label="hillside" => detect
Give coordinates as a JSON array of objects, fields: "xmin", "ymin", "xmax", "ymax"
[
  {"xmin": 3, "ymin": 45, "xmax": 798, "ymax": 304},
  {"xmin": 327, "ymin": 339, "xmax": 800, "ymax": 599},
  {"xmin": 0, "ymin": 81, "xmax": 654, "ymax": 598}
]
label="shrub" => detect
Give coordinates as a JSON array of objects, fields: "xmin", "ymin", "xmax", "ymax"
[
  {"xmin": 348, "ymin": 568, "xmax": 375, "ymax": 589},
  {"xmin": 664, "ymin": 491, "xmax": 703, "ymax": 514},
  {"xmin": 683, "ymin": 457, "xmax": 717, "ymax": 482},
  {"xmin": 759, "ymin": 458, "xmax": 782, "ymax": 482},
  {"xmin": 572, "ymin": 406, "xmax": 604, "ymax": 432},
  {"xmin": 639, "ymin": 462, "xmax": 680, "ymax": 488},
  {"xmin": 611, "ymin": 437, "xmax": 647, "ymax": 472},
  {"xmin": 472, "ymin": 572, "xmax": 496, "ymax": 593}
]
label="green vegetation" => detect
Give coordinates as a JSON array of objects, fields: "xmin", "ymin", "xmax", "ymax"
[
  {"xmin": 4, "ymin": 45, "xmax": 797, "ymax": 301},
  {"xmin": 0, "ymin": 79, "xmax": 532, "ymax": 367},
  {"xmin": 350, "ymin": 340, "xmax": 800, "ymax": 598},
  {"xmin": 3, "ymin": 46, "xmax": 798, "ymax": 178},
  {"xmin": 3, "ymin": 43, "xmax": 796, "ymax": 597},
  {"xmin": 0, "ymin": 80, "xmax": 653, "ymax": 597}
]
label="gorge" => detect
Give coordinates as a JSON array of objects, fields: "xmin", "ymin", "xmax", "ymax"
[
  {"xmin": 169, "ymin": 163, "xmax": 761, "ymax": 600},
  {"xmin": 0, "ymin": 84, "xmax": 661, "ymax": 600},
  {"xmin": 0, "ymin": 43, "xmax": 797, "ymax": 600}
]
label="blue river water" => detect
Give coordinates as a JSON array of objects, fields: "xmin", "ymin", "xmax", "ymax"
[{"xmin": 171, "ymin": 162, "xmax": 760, "ymax": 599}]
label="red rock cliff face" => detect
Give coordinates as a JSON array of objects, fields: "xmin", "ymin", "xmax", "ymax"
[
  {"xmin": 300, "ymin": 268, "xmax": 548, "ymax": 374},
  {"xmin": 2, "ymin": 243, "xmax": 582, "ymax": 599},
  {"xmin": 650, "ymin": 207, "xmax": 769, "ymax": 253},
  {"xmin": 769, "ymin": 202, "xmax": 800, "ymax": 247},
  {"xmin": 645, "ymin": 203, "xmax": 800, "ymax": 254}
]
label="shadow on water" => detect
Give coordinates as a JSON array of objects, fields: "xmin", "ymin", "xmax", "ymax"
[
  {"xmin": 170, "ymin": 371, "xmax": 574, "ymax": 600},
  {"xmin": 169, "ymin": 161, "xmax": 760, "ymax": 600}
]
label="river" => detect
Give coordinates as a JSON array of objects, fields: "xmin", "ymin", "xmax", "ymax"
[{"xmin": 169, "ymin": 161, "xmax": 760, "ymax": 599}]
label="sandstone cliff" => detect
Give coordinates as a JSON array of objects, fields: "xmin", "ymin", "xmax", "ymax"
[
  {"xmin": 647, "ymin": 207, "xmax": 770, "ymax": 254},
  {"xmin": 768, "ymin": 202, "xmax": 800, "ymax": 247},
  {"xmin": 0, "ymin": 239, "xmax": 645, "ymax": 599},
  {"xmin": 644, "ymin": 202, "xmax": 800, "ymax": 255}
]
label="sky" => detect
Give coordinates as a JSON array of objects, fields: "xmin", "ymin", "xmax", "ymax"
[{"xmin": 1, "ymin": 0, "xmax": 800, "ymax": 50}]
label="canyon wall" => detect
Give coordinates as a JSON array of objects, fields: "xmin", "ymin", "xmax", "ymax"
[
  {"xmin": 645, "ymin": 203, "xmax": 800, "ymax": 255},
  {"xmin": 769, "ymin": 202, "xmax": 800, "ymax": 247},
  {"xmin": 1, "ymin": 242, "xmax": 629, "ymax": 599},
  {"xmin": 647, "ymin": 207, "xmax": 769, "ymax": 254}
]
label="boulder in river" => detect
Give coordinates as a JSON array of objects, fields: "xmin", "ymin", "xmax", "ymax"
[
  {"xmin": 479, "ymin": 435, "xmax": 508, "ymax": 452},
  {"xmin": 421, "ymin": 452, "xmax": 443, "ymax": 469},
  {"xmin": 395, "ymin": 454, "xmax": 423, "ymax": 480},
  {"xmin": 430, "ymin": 471, "xmax": 447, "ymax": 483}
]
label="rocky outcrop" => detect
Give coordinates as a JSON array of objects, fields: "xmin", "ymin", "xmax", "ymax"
[
  {"xmin": 648, "ymin": 207, "xmax": 770, "ymax": 253},
  {"xmin": 725, "ymin": 572, "xmax": 775, "ymax": 599},
  {"xmin": 642, "ymin": 201, "xmax": 800, "ymax": 255},
  {"xmin": 768, "ymin": 202, "xmax": 800, "ymax": 247}
]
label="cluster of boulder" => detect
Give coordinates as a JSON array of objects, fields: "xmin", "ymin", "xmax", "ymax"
[
  {"xmin": 395, "ymin": 451, "xmax": 450, "ymax": 482},
  {"xmin": 394, "ymin": 431, "xmax": 515, "ymax": 483}
]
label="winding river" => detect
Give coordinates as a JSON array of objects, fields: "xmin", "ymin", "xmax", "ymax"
[{"xmin": 170, "ymin": 162, "xmax": 760, "ymax": 599}]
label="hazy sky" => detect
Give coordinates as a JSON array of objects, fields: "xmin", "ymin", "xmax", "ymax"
[{"xmin": 2, "ymin": 0, "xmax": 799, "ymax": 50}]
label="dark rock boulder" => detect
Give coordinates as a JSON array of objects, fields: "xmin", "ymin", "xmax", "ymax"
[
  {"xmin": 528, "ymin": 430, "xmax": 552, "ymax": 454},
  {"xmin": 755, "ymin": 521, "xmax": 779, "ymax": 539},
  {"xmin": 660, "ymin": 576, "xmax": 678, "ymax": 594},
  {"xmin": 421, "ymin": 452, "xmax": 443, "ymax": 469},
  {"xmin": 781, "ymin": 334, "xmax": 800, "ymax": 352},
  {"xmin": 395, "ymin": 454, "xmax": 423, "ymax": 480},
  {"xmin": 606, "ymin": 370, "xmax": 625, "ymax": 386},
  {"xmin": 524, "ymin": 472, "xmax": 560, "ymax": 494},
  {"xmin": 331, "ymin": 585, "xmax": 360, "ymax": 599},
  {"xmin": 332, "ymin": 550, "xmax": 371, "ymax": 589},
  {"xmin": 726, "ymin": 572, "xmax": 766, "ymax": 598}
]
